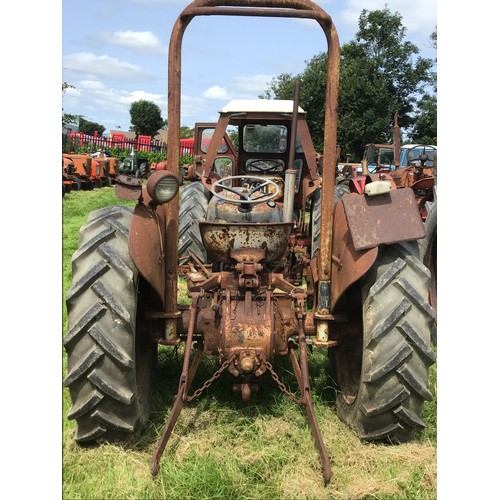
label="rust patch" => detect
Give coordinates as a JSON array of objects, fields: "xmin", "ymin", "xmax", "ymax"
[{"xmin": 341, "ymin": 188, "xmax": 425, "ymax": 251}]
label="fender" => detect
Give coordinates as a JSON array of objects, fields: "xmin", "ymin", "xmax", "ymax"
[
  {"xmin": 330, "ymin": 187, "xmax": 425, "ymax": 309},
  {"xmin": 129, "ymin": 189, "xmax": 168, "ymax": 307}
]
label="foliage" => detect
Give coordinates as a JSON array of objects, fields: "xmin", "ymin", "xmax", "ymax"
[
  {"xmin": 409, "ymin": 30, "xmax": 437, "ymax": 144},
  {"xmin": 62, "ymin": 113, "xmax": 81, "ymax": 128},
  {"xmin": 62, "ymin": 82, "xmax": 80, "ymax": 127},
  {"xmin": 261, "ymin": 7, "xmax": 436, "ymax": 161},
  {"xmin": 79, "ymin": 116, "xmax": 106, "ymax": 137},
  {"xmin": 228, "ymin": 129, "xmax": 239, "ymax": 150},
  {"xmin": 180, "ymin": 153, "xmax": 194, "ymax": 165},
  {"xmin": 130, "ymin": 99, "xmax": 164, "ymax": 137},
  {"xmin": 61, "ymin": 83, "xmax": 105, "ymax": 134},
  {"xmin": 409, "ymin": 93, "xmax": 437, "ymax": 144},
  {"xmin": 62, "ymin": 82, "xmax": 75, "ymax": 93},
  {"xmin": 242, "ymin": 124, "xmax": 286, "ymax": 152},
  {"xmin": 72, "ymin": 144, "xmax": 167, "ymax": 165},
  {"xmin": 260, "ymin": 73, "xmax": 296, "ymax": 101},
  {"xmin": 180, "ymin": 125, "xmax": 194, "ymax": 138}
]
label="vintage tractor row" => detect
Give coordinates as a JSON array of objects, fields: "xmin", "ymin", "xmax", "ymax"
[
  {"xmin": 62, "ymin": 152, "xmax": 116, "ymax": 192},
  {"xmin": 62, "ymin": 150, "xmax": 152, "ymax": 195},
  {"xmin": 64, "ymin": 0, "xmax": 436, "ymax": 485}
]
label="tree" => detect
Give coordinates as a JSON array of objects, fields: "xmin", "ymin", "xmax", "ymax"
[
  {"xmin": 79, "ymin": 117, "xmax": 105, "ymax": 136},
  {"xmin": 62, "ymin": 82, "xmax": 80, "ymax": 128},
  {"xmin": 409, "ymin": 30, "xmax": 437, "ymax": 144},
  {"xmin": 129, "ymin": 100, "xmax": 164, "ymax": 137},
  {"xmin": 63, "ymin": 112, "xmax": 81, "ymax": 129},
  {"xmin": 261, "ymin": 7, "xmax": 434, "ymax": 160},
  {"xmin": 409, "ymin": 93, "xmax": 437, "ymax": 144},
  {"xmin": 180, "ymin": 126, "xmax": 194, "ymax": 139}
]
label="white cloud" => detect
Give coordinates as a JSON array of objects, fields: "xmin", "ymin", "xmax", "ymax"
[
  {"xmin": 230, "ymin": 74, "xmax": 273, "ymax": 95},
  {"xmin": 78, "ymin": 80, "xmax": 105, "ymax": 90},
  {"xmin": 63, "ymin": 52, "xmax": 149, "ymax": 81},
  {"xmin": 200, "ymin": 75, "xmax": 273, "ymax": 103},
  {"xmin": 342, "ymin": 0, "xmax": 437, "ymax": 36},
  {"xmin": 63, "ymin": 81, "xmax": 167, "ymax": 131},
  {"xmin": 180, "ymin": 94, "xmax": 210, "ymax": 123},
  {"xmin": 202, "ymin": 86, "xmax": 228, "ymax": 100},
  {"xmin": 98, "ymin": 30, "xmax": 166, "ymax": 54}
]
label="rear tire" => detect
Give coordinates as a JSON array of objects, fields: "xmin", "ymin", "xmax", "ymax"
[
  {"xmin": 330, "ymin": 242, "xmax": 436, "ymax": 442},
  {"xmin": 418, "ymin": 190, "xmax": 437, "ymax": 316},
  {"xmin": 178, "ymin": 182, "xmax": 210, "ymax": 262},
  {"xmin": 64, "ymin": 205, "xmax": 155, "ymax": 443}
]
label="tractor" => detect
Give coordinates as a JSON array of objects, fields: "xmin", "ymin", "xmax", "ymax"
[
  {"xmin": 62, "ymin": 153, "xmax": 106, "ymax": 189},
  {"xmin": 117, "ymin": 147, "xmax": 150, "ymax": 179},
  {"xmin": 90, "ymin": 150, "xmax": 119, "ymax": 186},
  {"xmin": 63, "ymin": 0, "xmax": 436, "ymax": 485},
  {"xmin": 358, "ymin": 115, "xmax": 437, "ymax": 314}
]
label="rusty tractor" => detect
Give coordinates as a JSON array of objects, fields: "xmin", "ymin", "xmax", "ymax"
[
  {"xmin": 63, "ymin": 0, "xmax": 436, "ymax": 485},
  {"xmin": 62, "ymin": 153, "xmax": 105, "ymax": 190},
  {"xmin": 358, "ymin": 115, "xmax": 437, "ymax": 314},
  {"xmin": 62, "ymin": 156, "xmax": 78, "ymax": 195},
  {"xmin": 91, "ymin": 151, "xmax": 119, "ymax": 186}
]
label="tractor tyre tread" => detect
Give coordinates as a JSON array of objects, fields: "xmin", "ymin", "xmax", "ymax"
[
  {"xmin": 64, "ymin": 205, "xmax": 152, "ymax": 444},
  {"xmin": 178, "ymin": 182, "xmax": 210, "ymax": 262},
  {"xmin": 335, "ymin": 242, "xmax": 436, "ymax": 443}
]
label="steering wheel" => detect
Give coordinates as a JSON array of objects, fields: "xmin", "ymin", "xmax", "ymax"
[
  {"xmin": 406, "ymin": 145, "xmax": 436, "ymax": 168},
  {"xmin": 245, "ymin": 159, "xmax": 283, "ymax": 174},
  {"xmin": 212, "ymin": 175, "xmax": 280, "ymax": 205}
]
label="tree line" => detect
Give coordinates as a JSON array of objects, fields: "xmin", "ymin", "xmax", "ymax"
[
  {"xmin": 260, "ymin": 7, "xmax": 436, "ymax": 160},
  {"xmin": 62, "ymin": 7, "xmax": 436, "ymax": 161}
]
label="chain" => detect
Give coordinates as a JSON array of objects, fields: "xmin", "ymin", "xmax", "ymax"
[
  {"xmin": 263, "ymin": 358, "xmax": 302, "ymax": 405},
  {"xmin": 185, "ymin": 354, "xmax": 236, "ymax": 402}
]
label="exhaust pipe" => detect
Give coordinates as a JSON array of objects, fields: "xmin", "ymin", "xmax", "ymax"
[
  {"xmin": 283, "ymin": 169, "xmax": 297, "ymax": 223},
  {"xmin": 284, "ymin": 80, "xmax": 301, "ymax": 223}
]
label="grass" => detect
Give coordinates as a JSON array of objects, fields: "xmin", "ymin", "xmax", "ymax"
[{"xmin": 62, "ymin": 186, "xmax": 437, "ymax": 499}]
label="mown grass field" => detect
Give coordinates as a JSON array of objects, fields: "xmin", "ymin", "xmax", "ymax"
[{"xmin": 62, "ymin": 186, "xmax": 437, "ymax": 499}]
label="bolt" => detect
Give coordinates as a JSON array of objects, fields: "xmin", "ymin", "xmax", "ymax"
[{"xmin": 239, "ymin": 356, "xmax": 255, "ymax": 373}]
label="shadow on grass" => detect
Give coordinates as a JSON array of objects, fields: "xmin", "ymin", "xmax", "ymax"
[{"xmin": 123, "ymin": 343, "xmax": 339, "ymax": 452}]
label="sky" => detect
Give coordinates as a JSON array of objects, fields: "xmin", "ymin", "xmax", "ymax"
[{"xmin": 62, "ymin": 0, "xmax": 438, "ymax": 134}]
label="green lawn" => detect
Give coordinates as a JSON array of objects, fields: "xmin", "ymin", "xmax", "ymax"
[{"xmin": 62, "ymin": 186, "xmax": 437, "ymax": 499}]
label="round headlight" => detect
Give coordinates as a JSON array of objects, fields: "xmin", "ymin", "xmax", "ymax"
[{"xmin": 147, "ymin": 171, "xmax": 179, "ymax": 205}]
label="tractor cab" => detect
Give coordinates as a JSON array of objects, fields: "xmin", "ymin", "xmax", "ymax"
[{"xmin": 189, "ymin": 99, "xmax": 320, "ymax": 226}]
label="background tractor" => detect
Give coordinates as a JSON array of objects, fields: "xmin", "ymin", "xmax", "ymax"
[
  {"xmin": 64, "ymin": 0, "xmax": 436, "ymax": 485},
  {"xmin": 359, "ymin": 115, "xmax": 437, "ymax": 314},
  {"xmin": 117, "ymin": 147, "xmax": 150, "ymax": 179},
  {"xmin": 342, "ymin": 114, "xmax": 437, "ymax": 316}
]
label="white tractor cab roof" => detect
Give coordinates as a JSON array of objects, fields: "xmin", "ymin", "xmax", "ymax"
[{"xmin": 220, "ymin": 99, "xmax": 306, "ymax": 115}]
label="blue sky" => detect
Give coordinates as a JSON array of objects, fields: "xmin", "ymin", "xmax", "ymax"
[{"xmin": 62, "ymin": 0, "xmax": 437, "ymax": 134}]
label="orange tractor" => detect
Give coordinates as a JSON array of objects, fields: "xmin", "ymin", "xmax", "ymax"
[
  {"xmin": 64, "ymin": 0, "xmax": 436, "ymax": 484},
  {"xmin": 62, "ymin": 152, "xmax": 115, "ymax": 189}
]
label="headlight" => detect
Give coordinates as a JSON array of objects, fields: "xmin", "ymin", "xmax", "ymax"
[{"xmin": 147, "ymin": 171, "xmax": 179, "ymax": 205}]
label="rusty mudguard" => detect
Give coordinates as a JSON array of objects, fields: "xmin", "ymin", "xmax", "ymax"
[
  {"xmin": 331, "ymin": 187, "xmax": 425, "ymax": 309},
  {"xmin": 129, "ymin": 190, "xmax": 168, "ymax": 307}
]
